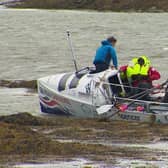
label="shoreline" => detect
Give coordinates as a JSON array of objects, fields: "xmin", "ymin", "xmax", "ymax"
[
  {"xmin": 1, "ymin": 0, "xmax": 168, "ymax": 12},
  {"xmin": 0, "ymin": 112, "xmax": 168, "ymax": 167}
]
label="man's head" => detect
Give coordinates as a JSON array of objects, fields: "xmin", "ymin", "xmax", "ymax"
[
  {"xmin": 137, "ymin": 57, "xmax": 145, "ymax": 66},
  {"xmin": 107, "ymin": 36, "xmax": 117, "ymax": 47}
]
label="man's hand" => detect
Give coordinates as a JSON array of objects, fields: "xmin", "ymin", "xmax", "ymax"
[{"xmin": 110, "ymin": 65, "xmax": 117, "ymax": 70}]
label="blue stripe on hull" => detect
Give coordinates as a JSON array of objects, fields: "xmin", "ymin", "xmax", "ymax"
[{"xmin": 40, "ymin": 103, "xmax": 71, "ymax": 116}]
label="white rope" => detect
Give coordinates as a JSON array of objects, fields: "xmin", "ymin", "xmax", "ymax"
[
  {"xmin": 115, "ymin": 96, "xmax": 168, "ymax": 105},
  {"xmin": 100, "ymin": 81, "xmax": 161, "ymax": 91}
]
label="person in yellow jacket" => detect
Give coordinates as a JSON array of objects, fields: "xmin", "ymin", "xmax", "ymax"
[
  {"xmin": 119, "ymin": 55, "xmax": 152, "ymax": 98},
  {"xmin": 126, "ymin": 55, "xmax": 151, "ymax": 85}
]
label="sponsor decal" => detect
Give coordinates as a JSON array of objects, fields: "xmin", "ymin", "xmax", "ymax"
[
  {"xmin": 62, "ymin": 106, "xmax": 71, "ymax": 114},
  {"xmin": 80, "ymin": 104, "xmax": 91, "ymax": 113},
  {"xmin": 39, "ymin": 85, "xmax": 70, "ymax": 105},
  {"xmin": 85, "ymin": 82, "xmax": 91, "ymax": 94},
  {"xmin": 118, "ymin": 113, "xmax": 140, "ymax": 121},
  {"xmin": 40, "ymin": 96, "xmax": 58, "ymax": 107},
  {"xmin": 53, "ymin": 94, "xmax": 70, "ymax": 105}
]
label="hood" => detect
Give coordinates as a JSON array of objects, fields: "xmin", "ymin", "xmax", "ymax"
[{"xmin": 101, "ymin": 40, "xmax": 111, "ymax": 46}]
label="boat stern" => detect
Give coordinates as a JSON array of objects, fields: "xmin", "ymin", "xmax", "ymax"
[{"xmin": 37, "ymin": 75, "xmax": 71, "ymax": 116}]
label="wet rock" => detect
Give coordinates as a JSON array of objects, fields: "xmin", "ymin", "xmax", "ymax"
[
  {"xmin": 0, "ymin": 113, "xmax": 43, "ymax": 125},
  {"xmin": 0, "ymin": 80, "xmax": 37, "ymax": 89},
  {"xmin": 0, "ymin": 115, "xmax": 133, "ymax": 164},
  {"xmin": 0, "ymin": 113, "xmax": 168, "ymax": 165}
]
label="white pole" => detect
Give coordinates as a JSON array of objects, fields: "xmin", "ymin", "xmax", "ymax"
[{"xmin": 66, "ymin": 31, "xmax": 78, "ymax": 72}]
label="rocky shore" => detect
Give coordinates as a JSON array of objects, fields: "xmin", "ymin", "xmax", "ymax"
[
  {"xmin": 1, "ymin": 0, "xmax": 168, "ymax": 12},
  {"xmin": 0, "ymin": 81, "xmax": 168, "ymax": 166},
  {"xmin": 0, "ymin": 112, "xmax": 168, "ymax": 167},
  {"xmin": 4, "ymin": 0, "xmax": 168, "ymax": 12},
  {"xmin": 0, "ymin": 80, "xmax": 37, "ymax": 89}
]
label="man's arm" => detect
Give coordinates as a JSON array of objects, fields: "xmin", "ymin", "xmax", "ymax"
[{"xmin": 110, "ymin": 47, "xmax": 118, "ymax": 69}]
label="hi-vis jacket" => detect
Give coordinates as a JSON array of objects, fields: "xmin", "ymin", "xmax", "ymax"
[
  {"xmin": 126, "ymin": 55, "xmax": 150, "ymax": 79},
  {"xmin": 120, "ymin": 55, "xmax": 160, "ymax": 87}
]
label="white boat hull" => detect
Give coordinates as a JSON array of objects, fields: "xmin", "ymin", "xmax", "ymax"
[
  {"xmin": 38, "ymin": 78, "xmax": 97, "ymax": 118},
  {"xmin": 37, "ymin": 69, "xmax": 168, "ymax": 124}
]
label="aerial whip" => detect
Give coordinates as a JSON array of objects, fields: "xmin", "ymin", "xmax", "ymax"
[{"xmin": 66, "ymin": 31, "xmax": 78, "ymax": 72}]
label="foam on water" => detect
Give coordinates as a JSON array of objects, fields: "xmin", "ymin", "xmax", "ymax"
[
  {"xmin": 14, "ymin": 158, "xmax": 105, "ymax": 168},
  {"xmin": 117, "ymin": 158, "xmax": 168, "ymax": 168},
  {"xmin": 163, "ymin": 47, "xmax": 168, "ymax": 51}
]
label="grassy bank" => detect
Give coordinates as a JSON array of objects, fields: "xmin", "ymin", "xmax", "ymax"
[{"xmin": 7, "ymin": 0, "xmax": 168, "ymax": 12}]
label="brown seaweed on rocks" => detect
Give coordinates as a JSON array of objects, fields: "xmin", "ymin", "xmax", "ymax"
[
  {"xmin": 0, "ymin": 112, "xmax": 168, "ymax": 165},
  {"xmin": 0, "ymin": 80, "xmax": 37, "ymax": 89}
]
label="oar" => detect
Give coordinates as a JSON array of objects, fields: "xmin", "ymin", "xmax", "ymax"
[
  {"xmin": 110, "ymin": 78, "xmax": 168, "ymax": 117},
  {"xmin": 107, "ymin": 90, "xmax": 150, "ymax": 118},
  {"xmin": 97, "ymin": 78, "xmax": 168, "ymax": 118},
  {"xmin": 97, "ymin": 84, "xmax": 148, "ymax": 115},
  {"xmin": 96, "ymin": 90, "xmax": 147, "ymax": 116},
  {"xmin": 128, "ymin": 78, "xmax": 168, "ymax": 99},
  {"xmin": 161, "ymin": 78, "xmax": 168, "ymax": 87}
]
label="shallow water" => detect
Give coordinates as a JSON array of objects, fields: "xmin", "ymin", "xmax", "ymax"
[
  {"xmin": 0, "ymin": 8, "xmax": 168, "ymax": 167},
  {"xmin": 14, "ymin": 142, "xmax": 168, "ymax": 168},
  {"xmin": 117, "ymin": 159, "xmax": 167, "ymax": 168},
  {"xmin": 14, "ymin": 158, "xmax": 103, "ymax": 168},
  {"xmin": 0, "ymin": 87, "xmax": 39, "ymax": 115},
  {"xmin": 0, "ymin": 8, "xmax": 168, "ymax": 115},
  {"xmin": 0, "ymin": 9, "xmax": 168, "ymax": 79}
]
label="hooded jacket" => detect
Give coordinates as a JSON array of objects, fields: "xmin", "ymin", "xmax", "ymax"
[{"xmin": 93, "ymin": 40, "xmax": 118, "ymax": 68}]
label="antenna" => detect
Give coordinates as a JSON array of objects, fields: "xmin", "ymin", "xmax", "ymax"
[{"xmin": 66, "ymin": 31, "xmax": 78, "ymax": 72}]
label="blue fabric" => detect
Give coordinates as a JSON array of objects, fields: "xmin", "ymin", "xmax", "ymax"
[{"xmin": 93, "ymin": 40, "xmax": 118, "ymax": 68}]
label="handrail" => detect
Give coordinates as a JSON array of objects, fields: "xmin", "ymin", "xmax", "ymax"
[
  {"xmin": 99, "ymin": 81, "xmax": 163, "ymax": 92},
  {"xmin": 115, "ymin": 96, "xmax": 168, "ymax": 105}
]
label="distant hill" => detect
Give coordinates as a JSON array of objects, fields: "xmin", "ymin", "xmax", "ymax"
[{"xmin": 6, "ymin": 0, "xmax": 168, "ymax": 12}]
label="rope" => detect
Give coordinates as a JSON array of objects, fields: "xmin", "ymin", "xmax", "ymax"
[
  {"xmin": 99, "ymin": 80, "xmax": 168, "ymax": 93},
  {"xmin": 93, "ymin": 80, "xmax": 166, "ymax": 105},
  {"xmin": 101, "ymin": 81, "xmax": 154, "ymax": 91},
  {"xmin": 115, "ymin": 96, "xmax": 168, "ymax": 105}
]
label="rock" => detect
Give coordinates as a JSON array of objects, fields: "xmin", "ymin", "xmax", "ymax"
[
  {"xmin": 0, "ymin": 112, "xmax": 43, "ymax": 125},
  {"xmin": 0, "ymin": 80, "xmax": 37, "ymax": 89}
]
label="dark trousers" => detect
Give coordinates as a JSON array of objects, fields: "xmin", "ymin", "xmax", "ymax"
[
  {"xmin": 133, "ymin": 82, "xmax": 152, "ymax": 100},
  {"xmin": 94, "ymin": 63, "xmax": 109, "ymax": 73}
]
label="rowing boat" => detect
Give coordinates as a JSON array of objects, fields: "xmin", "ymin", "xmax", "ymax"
[{"xmin": 37, "ymin": 67, "xmax": 168, "ymax": 124}]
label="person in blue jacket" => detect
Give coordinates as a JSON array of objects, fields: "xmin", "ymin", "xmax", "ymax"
[{"xmin": 93, "ymin": 36, "xmax": 118, "ymax": 73}]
